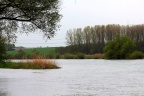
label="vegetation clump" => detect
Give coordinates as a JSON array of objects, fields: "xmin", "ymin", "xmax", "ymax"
[
  {"xmin": 0, "ymin": 56, "xmax": 60, "ymax": 69},
  {"xmin": 85, "ymin": 54, "xmax": 104, "ymax": 59},
  {"xmin": 104, "ymin": 34, "xmax": 137, "ymax": 59},
  {"xmin": 60, "ymin": 53, "xmax": 78, "ymax": 59},
  {"xmin": 129, "ymin": 51, "xmax": 144, "ymax": 59}
]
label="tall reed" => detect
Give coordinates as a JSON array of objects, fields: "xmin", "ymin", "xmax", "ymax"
[{"xmin": 0, "ymin": 55, "xmax": 60, "ymax": 69}]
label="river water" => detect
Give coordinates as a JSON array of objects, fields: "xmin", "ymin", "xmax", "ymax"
[{"xmin": 0, "ymin": 59, "xmax": 144, "ymax": 96}]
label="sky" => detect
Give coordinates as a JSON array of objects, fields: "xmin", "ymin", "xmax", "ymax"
[{"xmin": 15, "ymin": 0, "xmax": 144, "ymax": 48}]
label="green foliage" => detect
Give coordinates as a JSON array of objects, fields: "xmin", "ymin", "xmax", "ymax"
[
  {"xmin": 77, "ymin": 53, "xmax": 84, "ymax": 59},
  {"xmin": 65, "ymin": 24, "xmax": 144, "ymax": 54},
  {"xmin": 129, "ymin": 51, "xmax": 144, "ymax": 59},
  {"xmin": 0, "ymin": 0, "xmax": 61, "ymax": 41},
  {"xmin": 0, "ymin": 36, "xmax": 6, "ymax": 63},
  {"xmin": 104, "ymin": 34, "xmax": 137, "ymax": 59}
]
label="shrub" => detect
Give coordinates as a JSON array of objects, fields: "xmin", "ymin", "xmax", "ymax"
[
  {"xmin": 76, "ymin": 53, "xmax": 84, "ymax": 59},
  {"xmin": 129, "ymin": 51, "xmax": 144, "ymax": 59},
  {"xmin": 104, "ymin": 34, "xmax": 136, "ymax": 59}
]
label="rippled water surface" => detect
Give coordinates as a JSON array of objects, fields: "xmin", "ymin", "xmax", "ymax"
[{"xmin": 0, "ymin": 59, "xmax": 144, "ymax": 96}]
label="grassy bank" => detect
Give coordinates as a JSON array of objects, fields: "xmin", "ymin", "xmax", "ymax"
[
  {"xmin": 0, "ymin": 59, "xmax": 60, "ymax": 69},
  {"xmin": 7, "ymin": 47, "xmax": 56, "ymax": 55}
]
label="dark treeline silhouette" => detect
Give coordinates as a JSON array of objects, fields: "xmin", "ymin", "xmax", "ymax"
[{"xmin": 57, "ymin": 24, "xmax": 144, "ymax": 54}]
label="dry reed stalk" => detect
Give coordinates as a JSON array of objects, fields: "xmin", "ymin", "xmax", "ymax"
[{"xmin": 19, "ymin": 55, "xmax": 59, "ymax": 69}]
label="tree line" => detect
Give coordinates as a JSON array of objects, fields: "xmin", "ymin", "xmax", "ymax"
[{"xmin": 57, "ymin": 24, "xmax": 144, "ymax": 54}]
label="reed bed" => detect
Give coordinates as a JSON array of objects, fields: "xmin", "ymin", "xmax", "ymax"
[{"xmin": 0, "ymin": 58, "xmax": 60, "ymax": 69}]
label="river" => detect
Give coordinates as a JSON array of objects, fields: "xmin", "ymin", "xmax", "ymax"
[{"xmin": 0, "ymin": 59, "xmax": 144, "ymax": 96}]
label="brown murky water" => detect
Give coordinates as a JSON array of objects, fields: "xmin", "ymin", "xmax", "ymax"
[{"xmin": 0, "ymin": 59, "xmax": 144, "ymax": 96}]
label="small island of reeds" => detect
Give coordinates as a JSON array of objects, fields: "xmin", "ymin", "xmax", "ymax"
[{"xmin": 0, "ymin": 59, "xmax": 60, "ymax": 69}]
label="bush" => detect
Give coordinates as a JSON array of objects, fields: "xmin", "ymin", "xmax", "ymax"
[
  {"xmin": 129, "ymin": 51, "xmax": 144, "ymax": 59},
  {"xmin": 104, "ymin": 34, "xmax": 136, "ymax": 59},
  {"xmin": 76, "ymin": 53, "xmax": 84, "ymax": 59}
]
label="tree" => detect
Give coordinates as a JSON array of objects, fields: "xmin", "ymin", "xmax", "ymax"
[
  {"xmin": 104, "ymin": 34, "xmax": 137, "ymax": 59},
  {"xmin": 0, "ymin": 0, "xmax": 61, "ymax": 41},
  {"xmin": 0, "ymin": 35, "xmax": 6, "ymax": 63},
  {"xmin": 0, "ymin": 0, "xmax": 61, "ymax": 62},
  {"xmin": 65, "ymin": 24, "xmax": 144, "ymax": 54}
]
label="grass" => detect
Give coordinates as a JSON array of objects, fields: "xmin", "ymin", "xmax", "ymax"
[
  {"xmin": 7, "ymin": 47, "xmax": 105, "ymax": 59},
  {"xmin": 0, "ymin": 59, "xmax": 60, "ymax": 69},
  {"xmin": 7, "ymin": 47, "xmax": 56, "ymax": 55}
]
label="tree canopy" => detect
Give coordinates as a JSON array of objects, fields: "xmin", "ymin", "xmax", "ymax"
[
  {"xmin": 0, "ymin": 0, "xmax": 61, "ymax": 41},
  {"xmin": 104, "ymin": 34, "xmax": 137, "ymax": 59},
  {"xmin": 63, "ymin": 24, "xmax": 144, "ymax": 54}
]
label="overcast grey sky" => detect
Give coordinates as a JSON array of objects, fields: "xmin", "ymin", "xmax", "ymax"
[{"xmin": 16, "ymin": 0, "xmax": 144, "ymax": 47}]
